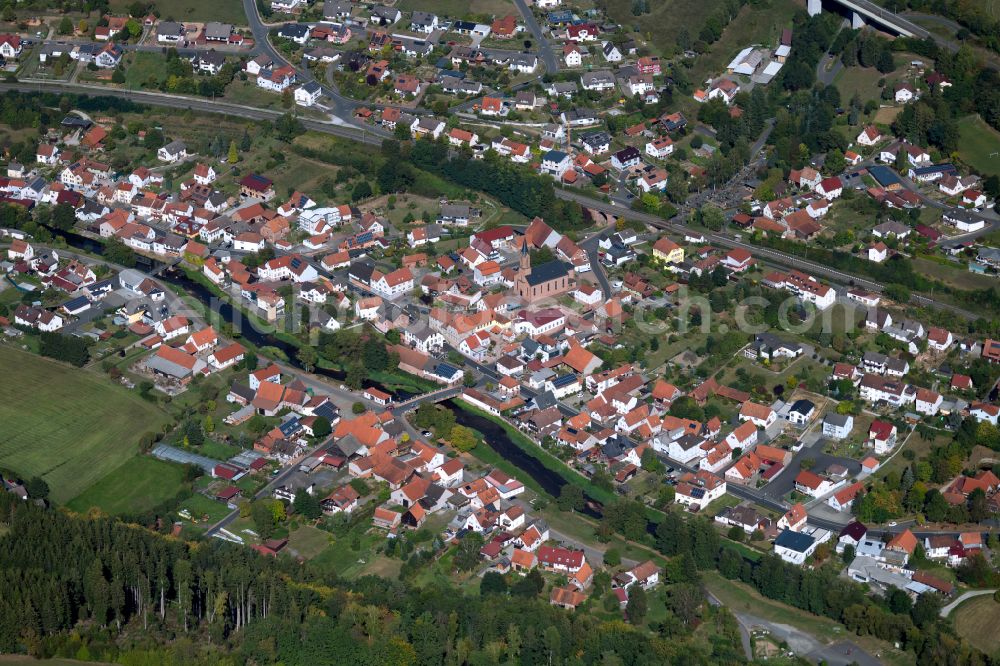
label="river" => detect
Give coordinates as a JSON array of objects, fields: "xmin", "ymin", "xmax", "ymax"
[
  {"xmin": 60, "ymin": 229, "xmax": 663, "ymax": 536},
  {"xmin": 443, "ymin": 399, "xmax": 611, "ymax": 521},
  {"xmin": 51, "ymin": 227, "xmax": 413, "ymax": 398}
]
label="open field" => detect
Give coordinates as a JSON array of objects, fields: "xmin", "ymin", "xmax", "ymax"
[
  {"xmin": 912, "ymin": 256, "xmax": 1000, "ymax": 291},
  {"xmin": 307, "ymin": 523, "xmax": 387, "ymax": 578},
  {"xmin": 0, "ymin": 346, "xmax": 170, "ymax": 504},
  {"xmin": 223, "ymin": 80, "xmax": 290, "ymax": 111},
  {"xmin": 398, "ymin": 0, "xmax": 514, "ymax": 17},
  {"xmin": 265, "ymin": 154, "xmax": 336, "ymax": 203},
  {"xmin": 835, "ymin": 66, "xmax": 885, "ymax": 105},
  {"xmin": 109, "ymin": 0, "xmax": 246, "ymax": 24},
  {"xmin": 873, "ymin": 106, "xmax": 903, "ymax": 124},
  {"xmin": 953, "ymin": 595, "xmax": 1000, "ymax": 655},
  {"xmin": 604, "ymin": 0, "xmax": 720, "ymax": 55},
  {"xmin": 287, "ymin": 525, "xmax": 333, "ymax": 559},
  {"xmin": 67, "ymin": 456, "xmax": 188, "ymax": 515},
  {"xmin": 956, "ymin": 114, "xmax": 1000, "ymax": 177}
]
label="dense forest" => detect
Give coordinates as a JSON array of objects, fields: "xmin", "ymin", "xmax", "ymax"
[
  {"xmin": 0, "ymin": 489, "xmax": 993, "ymax": 665},
  {"xmin": 0, "ymin": 495, "xmax": 734, "ymax": 665}
]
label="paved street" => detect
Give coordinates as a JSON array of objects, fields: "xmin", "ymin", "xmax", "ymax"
[
  {"xmin": 511, "ymin": 0, "xmax": 558, "ymax": 74},
  {"xmin": 554, "ymin": 188, "xmax": 982, "ymax": 320},
  {"xmin": 237, "ymin": 0, "xmax": 394, "ymax": 132},
  {"xmin": 8, "ymin": 72, "xmax": 986, "ymax": 323},
  {"xmin": 816, "ymin": 52, "xmax": 843, "ymax": 87}
]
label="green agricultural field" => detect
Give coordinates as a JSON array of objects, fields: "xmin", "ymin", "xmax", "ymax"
[
  {"xmin": 66, "ymin": 456, "xmax": 188, "ymax": 515},
  {"xmin": 957, "ymin": 114, "xmax": 1000, "ymax": 177},
  {"xmin": 0, "ymin": 346, "xmax": 170, "ymax": 504},
  {"xmin": 954, "ymin": 595, "xmax": 1000, "ymax": 655},
  {"xmin": 0, "ymin": 658, "xmax": 115, "ymax": 665},
  {"xmin": 397, "ymin": 0, "xmax": 513, "ymax": 18},
  {"xmin": 109, "ymin": 0, "xmax": 247, "ymax": 24}
]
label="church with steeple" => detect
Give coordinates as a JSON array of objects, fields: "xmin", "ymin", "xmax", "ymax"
[{"xmin": 514, "ymin": 236, "xmax": 576, "ymax": 303}]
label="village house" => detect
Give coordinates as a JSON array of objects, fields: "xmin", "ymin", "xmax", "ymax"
[
  {"xmin": 674, "ymin": 470, "xmax": 726, "ymax": 510},
  {"xmin": 794, "ymin": 469, "xmax": 836, "ymax": 498},
  {"xmin": 868, "ymin": 420, "xmax": 898, "ymax": 455}
]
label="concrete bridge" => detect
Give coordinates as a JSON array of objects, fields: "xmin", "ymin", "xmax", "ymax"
[{"xmin": 808, "ymin": 0, "xmax": 931, "ymax": 37}]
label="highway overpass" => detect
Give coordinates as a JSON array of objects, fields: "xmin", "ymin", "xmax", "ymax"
[{"xmin": 808, "ymin": 0, "xmax": 931, "ymax": 37}]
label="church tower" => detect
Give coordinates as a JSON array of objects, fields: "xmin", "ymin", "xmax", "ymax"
[{"xmin": 519, "ymin": 236, "xmax": 531, "ymax": 274}]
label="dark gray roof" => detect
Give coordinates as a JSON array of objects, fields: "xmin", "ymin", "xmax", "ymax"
[
  {"xmin": 754, "ymin": 332, "xmax": 801, "ymax": 353},
  {"xmin": 824, "ymin": 412, "xmax": 851, "ymax": 427},
  {"xmin": 529, "ymin": 390, "xmax": 557, "ymax": 411},
  {"xmin": 322, "ymin": 0, "xmax": 351, "ymax": 16},
  {"xmin": 348, "ymin": 260, "xmax": 375, "ymax": 284},
  {"xmin": 580, "ymin": 131, "xmax": 611, "ymax": 147},
  {"xmin": 279, "ymin": 23, "xmax": 310, "ymax": 38},
  {"xmin": 614, "ymin": 146, "xmax": 641, "ymax": 161},
  {"xmin": 162, "ymin": 139, "xmax": 186, "ymax": 153},
  {"xmin": 157, "ymin": 21, "xmax": 184, "ymax": 36},
  {"xmin": 204, "ymin": 22, "xmax": 233, "ymax": 39},
  {"xmin": 789, "ymin": 399, "xmax": 815, "ymax": 415},
  {"xmin": 775, "ymin": 528, "xmax": 815, "ymax": 552},
  {"xmin": 229, "ymin": 381, "xmax": 255, "ymax": 402},
  {"xmin": 525, "ymin": 259, "xmax": 571, "ymax": 286},
  {"xmin": 196, "ymin": 49, "xmax": 226, "ymax": 67},
  {"xmin": 335, "ymin": 434, "xmax": 365, "ymax": 457}
]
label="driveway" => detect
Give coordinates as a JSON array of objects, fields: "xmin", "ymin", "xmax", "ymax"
[{"xmin": 762, "ymin": 430, "xmax": 861, "ymax": 502}]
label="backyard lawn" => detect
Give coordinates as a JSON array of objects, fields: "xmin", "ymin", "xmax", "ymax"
[
  {"xmin": 287, "ymin": 525, "xmax": 333, "ymax": 559},
  {"xmin": 307, "ymin": 523, "xmax": 386, "ymax": 578},
  {"xmin": 835, "ymin": 66, "xmax": 886, "ymax": 106},
  {"xmin": 178, "ymin": 493, "xmax": 232, "ymax": 525},
  {"xmin": 223, "ymin": 80, "xmax": 290, "ymax": 112},
  {"xmin": 67, "ymin": 456, "xmax": 188, "ymax": 515},
  {"xmin": 956, "ymin": 114, "xmax": 1000, "ymax": 177},
  {"xmin": 124, "ymin": 52, "xmax": 168, "ymax": 90},
  {"xmin": 953, "ymin": 595, "xmax": 1000, "ymax": 655},
  {"xmin": 0, "ymin": 345, "xmax": 170, "ymax": 504}
]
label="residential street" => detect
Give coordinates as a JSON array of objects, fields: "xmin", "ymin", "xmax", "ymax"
[
  {"xmin": 511, "ymin": 0, "xmax": 558, "ymax": 74},
  {"xmin": 4, "ymin": 0, "xmax": 1000, "ymax": 661}
]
